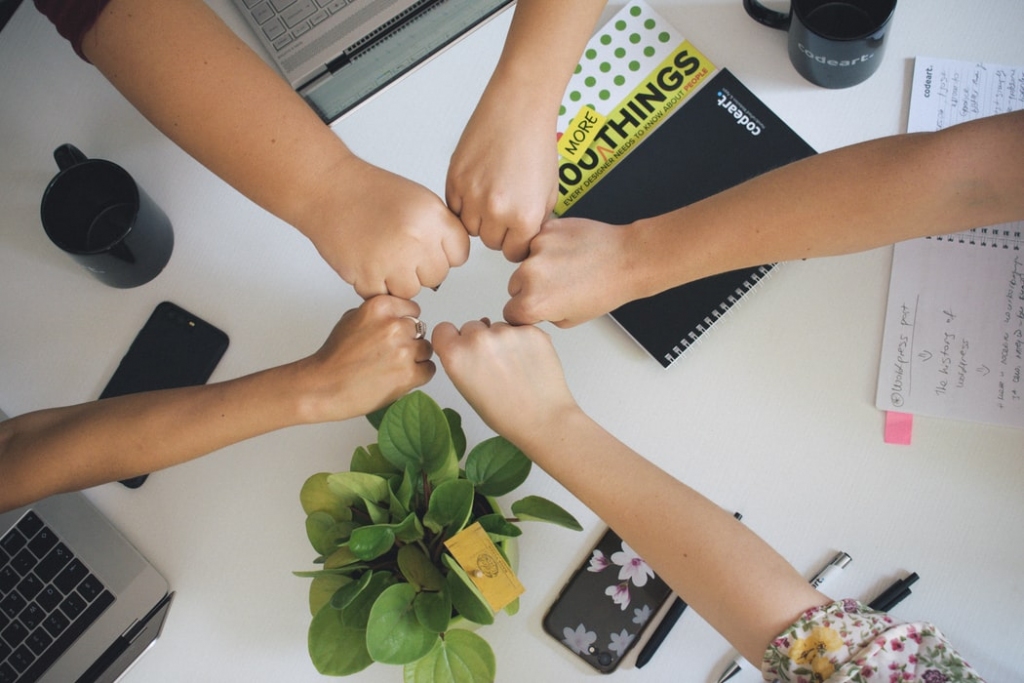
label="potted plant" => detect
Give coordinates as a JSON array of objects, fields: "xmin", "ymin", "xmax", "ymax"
[{"xmin": 296, "ymin": 390, "xmax": 582, "ymax": 682}]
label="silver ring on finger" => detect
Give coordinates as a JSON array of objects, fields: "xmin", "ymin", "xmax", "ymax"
[{"xmin": 403, "ymin": 315, "xmax": 427, "ymax": 340}]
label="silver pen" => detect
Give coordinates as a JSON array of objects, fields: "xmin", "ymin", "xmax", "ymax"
[{"xmin": 714, "ymin": 551, "xmax": 852, "ymax": 683}]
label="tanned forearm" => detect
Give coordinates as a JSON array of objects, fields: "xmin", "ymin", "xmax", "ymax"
[
  {"xmin": 490, "ymin": 0, "xmax": 607, "ymax": 109},
  {"xmin": 0, "ymin": 364, "xmax": 310, "ymax": 513},
  {"xmin": 80, "ymin": 0, "xmax": 356, "ymax": 245},
  {"xmin": 632, "ymin": 111, "xmax": 1024, "ymax": 300},
  {"xmin": 513, "ymin": 408, "xmax": 828, "ymax": 666},
  {"xmin": 0, "ymin": 296, "xmax": 435, "ymax": 513}
]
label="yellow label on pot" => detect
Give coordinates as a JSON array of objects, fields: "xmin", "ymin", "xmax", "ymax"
[{"xmin": 444, "ymin": 522, "xmax": 524, "ymax": 612}]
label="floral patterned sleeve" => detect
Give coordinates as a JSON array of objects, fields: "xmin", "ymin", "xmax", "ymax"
[{"xmin": 762, "ymin": 599, "xmax": 986, "ymax": 683}]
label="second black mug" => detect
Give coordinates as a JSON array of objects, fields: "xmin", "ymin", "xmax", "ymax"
[
  {"xmin": 743, "ymin": 0, "xmax": 897, "ymax": 89},
  {"xmin": 41, "ymin": 144, "xmax": 174, "ymax": 288}
]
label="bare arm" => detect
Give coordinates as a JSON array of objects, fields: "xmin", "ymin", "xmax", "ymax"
[
  {"xmin": 432, "ymin": 321, "xmax": 827, "ymax": 665},
  {"xmin": 0, "ymin": 296, "xmax": 434, "ymax": 512},
  {"xmin": 505, "ymin": 110, "xmax": 1024, "ymax": 326},
  {"xmin": 80, "ymin": 0, "xmax": 468, "ymax": 297},
  {"xmin": 646, "ymin": 110, "xmax": 1024, "ymax": 285},
  {"xmin": 447, "ymin": 0, "xmax": 607, "ymax": 261}
]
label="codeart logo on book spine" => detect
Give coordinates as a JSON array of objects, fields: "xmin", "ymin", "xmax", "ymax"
[{"xmin": 716, "ymin": 88, "xmax": 765, "ymax": 136}]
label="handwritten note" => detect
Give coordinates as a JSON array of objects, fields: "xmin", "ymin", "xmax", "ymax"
[
  {"xmin": 906, "ymin": 57, "xmax": 1023, "ymax": 133},
  {"xmin": 875, "ymin": 58, "xmax": 1024, "ymax": 429}
]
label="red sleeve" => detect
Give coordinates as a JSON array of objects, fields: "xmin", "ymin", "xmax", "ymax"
[{"xmin": 34, "ymin": 0, "xmax": 114, "ymax": 61}]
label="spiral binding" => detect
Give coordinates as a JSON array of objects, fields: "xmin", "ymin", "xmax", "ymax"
[{"xmin": 926, "ymin": 226, "xmax": 1023, "ymax": 250}]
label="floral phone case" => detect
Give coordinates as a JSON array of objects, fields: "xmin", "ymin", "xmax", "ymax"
[{"xmin": 542, "ymin": 527, "xmax": 673, "ymax": 673}]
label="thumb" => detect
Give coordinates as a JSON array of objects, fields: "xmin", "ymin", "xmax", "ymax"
[{"xmin": 430, "ymin": 322, "xmax": 460, "ymax": 356}]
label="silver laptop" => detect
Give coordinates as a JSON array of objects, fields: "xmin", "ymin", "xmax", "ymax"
[
  {"xmin": 1, "ymin": 417, "xmax": 171, "ymax": 683},
  {"xmin": 231, "ymin": 0, "xmax": 513, "ymax": 121}
]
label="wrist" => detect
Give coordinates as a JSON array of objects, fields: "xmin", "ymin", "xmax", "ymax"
[
  {"xmin": 629, "ymin": 211, "xmax": 712, "ymax": 297},
  {"xmin": 504, "ymin": 401, "xmax": 586, "ymax": 460},
  {"xmin": 484, "ymin": 59, "xmax": 565, "ymax": 121},
  {"xmin": 621, "ymin": 218, "xmax": 675, "ymax": 301},
  {"xmin": 285, "ymin": 147, "xmax": 366, "ymax": 247},
  {"xmin": 246, "ymin": 361, "xmax": 328, "ymax": 427}
]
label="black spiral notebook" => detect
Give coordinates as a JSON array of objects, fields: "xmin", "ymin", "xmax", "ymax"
[{"xmin": 564, "ymin": 69, "xmax": 815, "ymax": 367}]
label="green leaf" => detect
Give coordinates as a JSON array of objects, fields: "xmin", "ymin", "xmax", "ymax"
[
  {"xmin": 305, "ymin": 512, "xmax": 359, "ymax": 556},
  {"xmin": 464, "ymin": 437, "xmax": 531, "ymax": 497},
  {"xmin": 403, "ymin": 628, "xmax": 496, "ymax": 683},
  {"xmin": 305, "ymin": 511, "xmax": 339, "ymax": 556},
  {"xmin": 327, "ymin": 471, "xmax": 390, "ymax": 508},
  {"xmin": 308, "ymin": 572, "xmax": 352, "ymax": 617},
  {"xmin": 300, "ymin": 472, "xmax": 353, "ymax": 520},
  {"xmin": 393, "ymin": 512, "xmax": 425, "ymax": 543},
  {"xmin": 349, "ymin": 512, "xmax": 424, "ymax": 561},
  {"xmin": 378, "ymin": 391, "xmax": 455, "ymax": 481},
  {"xmin": 366, "ymin": 499, "xmax": 390, "ymax": 525},
  {"xmin": 308, "ymin": 603, "xmax": 373, "ymax": 676},
  {"xmin": 293, "ymin": 568, "xmax": 353, "ymax": 578},
  {"xmin": 349, "ymin": 526, "xmax": 396, "ymax": 561},
  {"xmin": 475, "ymin": 514, "xmax": 522, "ymax": 540},
  {"xmin": 324, "ymin": 545, "xmax": 360, "ymax": 570},
  {"xmin": 510, "ymin": 496, "xmax": 582, "ymax": 531},
  {"xmin": 352, "ymin": 444, "xmax": 403, "ymax": 476},
  {"xmin": 366, "ymin": 583, "xmax": 440, "ymax": 665},
  {"xmin": 390, "ymin": 470, "xmax": 414, "ymax": 518},
  {"xmin": 413, "ymin": 589, "xmax": 451, "ymax": 633},
  {"xmin": 423, "ymin": 479, "xmax": 474, "ymax": 537},
  {"xmin": 442, "ymin": 555, "xmax": 494, "ymax": 626},
  {"xmin": 430, "ymin": 449, "xmax": 461, "ymax": 485},
  {"xmin": 366, "ymin": 402, "xmax": 393, "ymax": 430},
  {"xmin": 443, "ymin": 408, "xmax": 467, "ymax": 461},
  {"xmin": 502, "ymin": 597, "xmax": 519, "ymax": 617},
  {"xmin": 340, "ymin": 571, "xmax": 394, "ymax": 629},
  {"xmin": 397, "ymin": 545, "xmax": 445, "ymax": 592},
  {"xmin": 330, "ymin": 570, "xmax": 374, "ymax": 611}
]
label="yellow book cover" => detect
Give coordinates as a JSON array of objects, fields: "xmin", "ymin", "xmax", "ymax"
[{"xmin": 554, "ymin": 1, "xmax": 716, "ymax": 213}]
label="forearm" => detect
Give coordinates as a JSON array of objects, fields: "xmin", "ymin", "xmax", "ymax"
[
  {"xmin": 0, "ymin": 297, "xmax": 435, "ymax": 512},
  {"xmin": 0, "ymin": 363, "xmax": 307, "ymax": 512},
  {"xmin": 486, "ymin": 0, "xmax": 606, "ymax": 113},
  {"xmin": 81, "ymin": 0, "xmax": 356, "ymax": 243},
  {"xmin": 513, "ymin": 409, "xmax": 827, "ymax": 666},
  {"xmin": 633, "ymin": 111, "xmax": 1024, "ymax": 297}
]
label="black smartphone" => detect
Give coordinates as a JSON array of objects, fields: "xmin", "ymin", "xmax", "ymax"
[
  {"xmin": 99, "ymin": 301, "xmax": 229, "ymax": 488},
  {"xmin": 543, "ymin": 527, "xmax": 673, "ymax": 673}
]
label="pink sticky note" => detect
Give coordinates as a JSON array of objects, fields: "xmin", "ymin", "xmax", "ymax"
[{"xmin": 884, "ymin": 412, "xmax": 913, "ymax": 445}]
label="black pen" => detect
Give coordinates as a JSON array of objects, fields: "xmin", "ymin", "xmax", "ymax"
[
  {"xmin": 635, "ymin": 595, "xmax": 687, "ymax": 668},
  {"xmin": 868, "ymin": 572, "xmax": 918, "ymax": 611},
  {"xmin": 715, "ymin": 550, "xmax": 852, "ymax": 683},
  {"xmin": 635, "ymin": 513, "xmax": 743, "ymax": 669}
]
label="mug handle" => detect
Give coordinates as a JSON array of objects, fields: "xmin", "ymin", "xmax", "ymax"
[
  {"xmin": 742, "ymin": 0, "xmax": 791, "ymax": 30},
  {"xmin": 53, "ymin": 143, "xmax": 88, "ymax": 172}
]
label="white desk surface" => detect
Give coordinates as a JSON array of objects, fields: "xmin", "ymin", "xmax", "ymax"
[{"xmin": 2, "ymin": 1, "xmax": 1022, "ymax": 681}]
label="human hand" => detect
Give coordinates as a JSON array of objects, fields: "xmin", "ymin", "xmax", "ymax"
[
  {"xmin": 431, "ymin": 319, "xmax": 578, "ymax": 449},
  {"xmin": 504, "ymin": 217, "xmax": 639, "ymax": 327},
  {"xmin": 293, "ymin": 296, "xmax": 436, "ymax": 422},
  {"xmin": 309, "ymin": 160, "xmax": 470, "ymax": 299},
  {"xmin": 446, "ymin": 88, "xmax": 558, "ymax": 262}
]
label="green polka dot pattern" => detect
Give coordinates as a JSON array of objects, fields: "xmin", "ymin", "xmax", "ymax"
[{"xmin": 557, "ymin": 1, "xmax": 683, "ymax": 134}]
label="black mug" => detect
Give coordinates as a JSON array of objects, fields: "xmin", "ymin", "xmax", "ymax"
[
  {"xmin": 743, "ymin": 0, "xmax": 897, "ymax": 89},
  {"xmin": 41, "ymin": 144, "xmax": 174, "ymax": 288}
]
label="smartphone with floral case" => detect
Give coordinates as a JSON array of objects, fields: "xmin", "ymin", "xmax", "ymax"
[{"xmin": 542, "ymin": 527, "xmax": 673, "ymax": 673}]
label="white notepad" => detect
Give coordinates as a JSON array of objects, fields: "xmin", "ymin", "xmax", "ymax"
[{"xmin": 875, "ymin": 57, "xmax": 1024, "ymax": 429}]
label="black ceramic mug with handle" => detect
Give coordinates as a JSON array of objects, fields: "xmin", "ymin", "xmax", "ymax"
[
  {"xmin": 743, "ymin": 0, "xmax": 897, "ymax": 89},
  {"xmin": 41, "ymin": 144, "xmax": 174, "ymax": 288}
]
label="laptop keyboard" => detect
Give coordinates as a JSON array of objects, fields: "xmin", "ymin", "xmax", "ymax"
[
  {"xmin": 240, "ymin": 0, "xmax": 350, "ymax": 53},
  {"xmin": 0, "ymin": 511, "xmax": 114, "ymax": 683}
]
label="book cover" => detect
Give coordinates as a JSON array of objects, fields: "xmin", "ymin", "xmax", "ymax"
[
  {"xmin": 563, "ymin": 69, "xmax": 815, "ymax": 367},
  {"xmin": 554, "ymin": 1, "xmax": 716, "ymax": 215}
]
